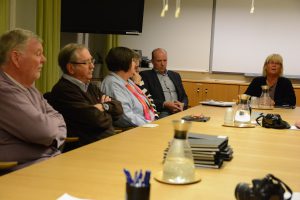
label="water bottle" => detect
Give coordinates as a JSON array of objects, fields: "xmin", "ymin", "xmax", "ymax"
[{"xmin": 162, "ymin": 120, "xmax": 195, "ymax": 184}]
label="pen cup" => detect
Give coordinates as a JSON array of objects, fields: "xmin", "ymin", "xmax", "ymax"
[{"xmin": 126, "ymin": 183, "xmax": 150, "ymax": 200}]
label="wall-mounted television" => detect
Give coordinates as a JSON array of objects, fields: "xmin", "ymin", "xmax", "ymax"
[{"xmin": 61, "ymin": 0, "xmax": 145, "ymax": 35}]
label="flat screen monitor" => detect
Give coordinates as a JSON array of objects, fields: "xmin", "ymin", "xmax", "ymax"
[{"xmin": 61, "ymin": 0, "xmax": 145, "ymax": 35}]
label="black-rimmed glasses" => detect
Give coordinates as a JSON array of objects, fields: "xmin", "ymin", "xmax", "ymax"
[{"xmin": 70, "ymin": 58, "xmax": 95, "ymax": 65}]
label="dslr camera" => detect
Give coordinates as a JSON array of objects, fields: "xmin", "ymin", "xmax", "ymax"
[
  {"xmin": 256, "ymin": 113, "xmax": 290, "ymax": 129},
  {"xmin": 235, "ymin": 174, "xmax": 293, "ymax": 200}
]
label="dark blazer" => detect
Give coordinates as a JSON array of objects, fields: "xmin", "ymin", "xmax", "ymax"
[
  {"xmin": 140, "ymin": 69, "xmax": 188, "ymax": 112},
  {"xmin": 245, "ymin": 76, "xmax": 296, "ymax": 106},
  {"xmin": 49, "ymin": 78, "xmax": 123, "ymax": 147}
]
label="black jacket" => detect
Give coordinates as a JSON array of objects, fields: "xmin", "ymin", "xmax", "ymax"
[
  {"xmin": 140, "ymin": 69, "xmax": 188, "ymax": 112},
  {"xmin": 245, "ymin": 76, "xmax": 296, "ymax": 106}
]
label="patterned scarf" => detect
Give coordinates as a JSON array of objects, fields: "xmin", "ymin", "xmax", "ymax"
[{"xmin": 126, "ymin": 82, "xmax": 154, "ymax": 121}]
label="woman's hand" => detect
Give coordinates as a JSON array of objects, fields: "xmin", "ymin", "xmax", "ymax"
[{"xmin": 131, "ymin": 72, "xmax": 142, "ymax": 85}]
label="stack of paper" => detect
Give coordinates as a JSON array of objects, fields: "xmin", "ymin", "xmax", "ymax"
[
  {"xmin": 188, "ymin": 133, "xmax": 233, "ymax": 168},
  {"xmin": 200, "ymin": 100, "xmax": 236, "ymax": 107},
  {"xmin": 163, "ymin": 133, "xmax": 233, "ymax": 169}
]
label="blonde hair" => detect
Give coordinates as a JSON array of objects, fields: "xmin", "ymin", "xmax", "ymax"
[{"xmin": 262, "ymin": 54, "xmax": 283, "ymax": 76}]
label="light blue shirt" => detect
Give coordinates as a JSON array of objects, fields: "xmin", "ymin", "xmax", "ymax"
[
  {"xmin": 101, "ymin": 72, "xmax": 154, "ymax": 127},
  {"xmin": 156, "ymin": 71, "xmax": 178, "ymax": 102}
]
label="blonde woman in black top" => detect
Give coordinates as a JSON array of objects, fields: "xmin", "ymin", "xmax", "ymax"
[{"xmin": 245, "ymin": 53, "xmax": 296, "ymax": 107}]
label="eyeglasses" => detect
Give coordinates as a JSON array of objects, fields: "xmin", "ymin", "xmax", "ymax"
[{"xmin": 70, "ymin": 58, "xmax": 95, "ymax": 65}]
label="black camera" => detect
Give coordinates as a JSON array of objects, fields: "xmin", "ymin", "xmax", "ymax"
[
  {"xmin": 256, "ymin": 114, "xmax": 290, "ymax": 129},
  {"xmin": 235, "ymin": 174, "xmax": 293, "ymax": 200}
]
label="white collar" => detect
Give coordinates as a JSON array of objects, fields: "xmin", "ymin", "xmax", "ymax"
[{"xmin": 63, "ymin": 74, "xmax": 89, "ymax": 92}]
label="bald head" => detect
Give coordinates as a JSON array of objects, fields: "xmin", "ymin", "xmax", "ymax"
[{"xmin": 151, "ymin": 48, "xmax": 168, "ymax": 74}]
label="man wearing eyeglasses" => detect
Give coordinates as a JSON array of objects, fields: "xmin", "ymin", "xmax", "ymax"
[{"xmin": 49, "ymin": 43, "xmax": 123, "ymax": 149}]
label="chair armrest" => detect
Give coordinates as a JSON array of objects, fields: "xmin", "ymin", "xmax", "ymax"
[
  {"xmin": 65, "ymin": 137, "xmax": 79, "ymax": 143},
  {"xmin": 0, "ymin": 161, "xmax": 18, "ymax": 170}
]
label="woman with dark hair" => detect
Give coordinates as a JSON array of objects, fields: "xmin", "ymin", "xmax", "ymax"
[
  {"xmin": 245, "ymin": 53, "xmax": 296, "ymax": 106},
  {"xmin": 101, "ymin": 47, "xmax": 155, "ymax": 128}
]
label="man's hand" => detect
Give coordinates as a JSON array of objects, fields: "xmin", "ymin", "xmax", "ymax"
[
  {"xmin": 174, "ymin": 101, "xmax": 184, "ymax": 111},
  {"xmin": 94, "ymin": 103, "xmax": 104, "ymax": 112},
  {"xmin": 163, "ymin": 101, "xmax": 184, "ymax": 113},
  {"xmin": 94, "ymin": 95, "xmax": 112, "ymax": 111},
  {"xmin": 99, "ymin": 95, "xmax": 111, "ymax": 103}
]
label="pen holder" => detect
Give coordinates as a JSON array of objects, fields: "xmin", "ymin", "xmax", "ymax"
[{"xmin": 126, "ymin": 183, "xmax": 150, "ymax": 200}]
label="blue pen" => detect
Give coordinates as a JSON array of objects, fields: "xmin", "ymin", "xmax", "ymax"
[
  {"xmin": 135, "ymin": 170, "xmax": 143, "ymax": 187},
  {"xmin": 142, "ymin": 170, "xmax": 151, "ymax": 187},
  {"xmin": 123, "ymin": 168, "xmax": 133, "ymax": 184}
]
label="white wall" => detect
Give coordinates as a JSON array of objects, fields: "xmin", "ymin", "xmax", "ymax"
[
  {"xmin": 119, "ymin": 0, "xmax": 300, "ymax": 78},
  {"xmin": 12, "ymin": 0, "xmax": 300, "ymax": 79},
  {"xmin": 11, "ymin": 0, "xmax": 36, "ymax": 32},
  {"xmin": 119, "ymin": 0, "xmax": 213, "ymax": 72},
  {"xmin": 212, "ymin": 0, "xmax": 300, "ymax": 77}
]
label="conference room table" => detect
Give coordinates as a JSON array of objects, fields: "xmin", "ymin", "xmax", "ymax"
[{"xmin": 0, "ymin": 105, "xmax": 300, "ymax": 200}]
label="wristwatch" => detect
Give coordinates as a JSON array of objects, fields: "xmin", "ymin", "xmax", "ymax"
[{"xmin": 102, "ymin": 103, "xmax": 110, "ymax": 111}]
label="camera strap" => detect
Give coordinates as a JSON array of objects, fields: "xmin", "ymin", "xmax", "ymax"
[
  {"xmin": 266, "ymin": 174, "xmax": 293, "ymax": 200},
  {"xmin": 256, "ymin": 114, "xmax": 264, "ymax": 126}
]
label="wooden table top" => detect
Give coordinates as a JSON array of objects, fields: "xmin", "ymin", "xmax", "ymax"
[{"xmin": 0, "ymin": 105, "xmax": 299, "ymax": 200}]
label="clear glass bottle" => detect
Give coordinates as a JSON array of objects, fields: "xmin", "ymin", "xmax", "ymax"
[
  {"xmin": 250, "ymin": 96, "xmax": 258, "ymax": 109},
  {"xmin": 259, "ymin": 85, "xmax": 273, "ymax": 109},
  {"xmin": 234, "ymin": 94, "xmax": 251, "ymax": 126},
  {"xmin": 224, "ymin": 107, "xmax": 234, "ymax": 126},
  {"xmin": 162, "ymin": 120, "xmax": 195, "ymax": 184}
]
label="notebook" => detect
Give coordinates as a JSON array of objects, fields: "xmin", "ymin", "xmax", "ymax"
[
  {"xmin": 200, "ymin": 100, "xmax": 236, "ymax": 107},
  {"xmin": 187, "ymin": 133, "xmax": 228, "ymax": 150}
]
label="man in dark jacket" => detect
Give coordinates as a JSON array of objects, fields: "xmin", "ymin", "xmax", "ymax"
[{"xmin": 140, "ymin": 48, "xmax": 188, "ymax": 118}]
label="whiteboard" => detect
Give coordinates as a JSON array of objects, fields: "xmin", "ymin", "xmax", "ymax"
[
  {"xmin": 119, "ymin": 0, "xmax": 213, "ymax": 72},
  {"xmin": 212, "ymin": 0, "xmax": 300, "ymax": 77}
]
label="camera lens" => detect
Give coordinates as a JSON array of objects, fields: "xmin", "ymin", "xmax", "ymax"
[{"xmin": 235, "ymin": 183, "xmax": 252, "ymax": 200}]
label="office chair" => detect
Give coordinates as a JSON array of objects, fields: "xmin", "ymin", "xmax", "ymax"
[{"xmin": 0, "ymin": 137, "xmax": 79, "ymax": 175}]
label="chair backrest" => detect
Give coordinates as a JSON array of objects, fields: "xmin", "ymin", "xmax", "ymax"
[{"xmin": 43, "ymin": 92, "xmax": 54, "ymax": 106}]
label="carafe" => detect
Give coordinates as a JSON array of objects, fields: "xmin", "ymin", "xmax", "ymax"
[
  {"xmin": 234, "ymin": 94, "xmax": 251, "ymax": 126},
  {"xmin": 162, "ymin": 120, "xmax": 195, "ymax": 184},
  {"xmin": 259, "ymin": 85, "xmax": 273, "ymax": 109}
]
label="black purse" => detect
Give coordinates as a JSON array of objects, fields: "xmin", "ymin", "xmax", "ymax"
[{"xmin": 256, "ymin": 114, "xmax": 290, "ymax": 129}]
